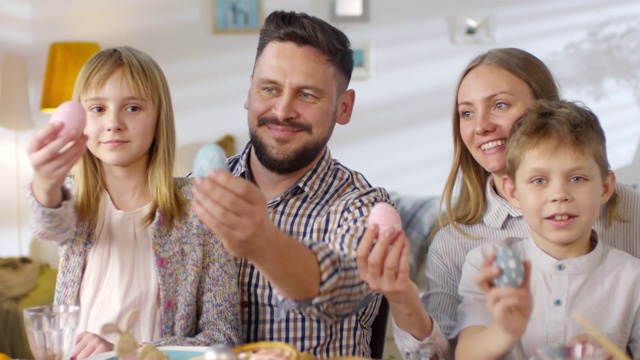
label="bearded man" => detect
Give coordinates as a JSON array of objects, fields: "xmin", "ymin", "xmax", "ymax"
[{"xmin": 191, "ymin": 10, "xmax": 391, "ymax": 360}]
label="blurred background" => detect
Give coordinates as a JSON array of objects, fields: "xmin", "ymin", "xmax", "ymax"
[{"xmin": 1, "ymin": 0, "xmax": 639, "ymax": 265}]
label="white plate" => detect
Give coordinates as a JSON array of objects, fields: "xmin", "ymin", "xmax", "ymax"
[{"xmin": 86, "ymin": 345, "xmax": 209, "ymax": 360}]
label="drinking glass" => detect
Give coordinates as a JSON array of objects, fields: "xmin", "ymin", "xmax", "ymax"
[{"xmin": 23, "ymin": 305, "xmax": 80, "ymax": 360}]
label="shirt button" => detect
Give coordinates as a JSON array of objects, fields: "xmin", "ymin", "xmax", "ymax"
[
  {"xmin": 554, "ymin": 299, "xmax": 562, "ymax": 306},
  {"xmin": 240, "ymin": 300, "xmax": 249, "ymax": 308},
  {"xmin": 556, "ymin": 264, "xmax": 565, "ymax": 271}
]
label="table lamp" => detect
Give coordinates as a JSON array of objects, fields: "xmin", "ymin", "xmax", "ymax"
[{"xmin": 40, "ymin": 42, "xmax": 99, "ymax": 114}]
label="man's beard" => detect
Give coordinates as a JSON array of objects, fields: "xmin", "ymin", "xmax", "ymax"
[{"xmin": 250, "ymin": 116, "xmax": 333, "ymax": 175}]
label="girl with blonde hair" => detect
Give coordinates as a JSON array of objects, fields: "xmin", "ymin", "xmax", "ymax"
[{"xmin": 27, "ymin": 46, "xmax": 240, "ymax": 359}]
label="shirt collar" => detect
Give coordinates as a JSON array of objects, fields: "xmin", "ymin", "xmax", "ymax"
[
  {"xmin": 525, "ymin": 229, "xmax": 604, "ymax": 275},
  {"xmin": 231, "ymin": 142, "xmax": 333, "ymax": 201},
  {"xmin": 484, "ymin": 177, "xmax": 523, "ymax": 229},
  {"xmin": 230, "ymin": 141, "xmax": 252, "ymax": 180}
]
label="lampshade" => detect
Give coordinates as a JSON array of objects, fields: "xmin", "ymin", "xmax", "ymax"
[{"xmin": 40, "ymin": 42, "xmax": 100, "ymax": 113}]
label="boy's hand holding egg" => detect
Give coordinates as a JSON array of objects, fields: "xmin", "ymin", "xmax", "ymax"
[{"xmin": 493, "ymin": 245, "xmax": 525, "ymax": 287}]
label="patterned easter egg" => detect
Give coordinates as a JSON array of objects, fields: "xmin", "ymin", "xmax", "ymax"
[
  {"xmin": 192, "ymin": 143, "xmax": 227, "ymax": 177},
  {"xmin": 493, "ymin": 246, "xmax": 525, "ymax": 287},
  {"xmin": 368, "ymin": 202, "xmax": 402, "ymax": 230}
]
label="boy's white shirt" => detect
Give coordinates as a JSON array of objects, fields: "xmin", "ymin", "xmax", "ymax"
[{"xmin": 455, "ymin": 233, "xmax": 640, "ymax": 358}]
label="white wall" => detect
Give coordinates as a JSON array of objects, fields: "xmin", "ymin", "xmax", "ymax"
[
  {"xmin": 0, "ymin": 0, "xmax": 34, "ymax": 261},
  {"xmin": 1, "ymin": 0, "xmax": 639, "ymax": 265}
]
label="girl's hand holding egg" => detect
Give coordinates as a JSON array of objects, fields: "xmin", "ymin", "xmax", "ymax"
[
  {"xmin": 27, "ymin": 100, "xmax": 88, "ymax": 207},
  {"xmin": 493, "ymin": 245, "xmax": 525, "ymax": 287},
  {"xmin": 49, "ymin": 100, "xmax": 86, "ymax": 139}
]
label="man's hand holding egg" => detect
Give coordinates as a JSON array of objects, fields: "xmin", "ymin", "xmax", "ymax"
[{"xmin": 192, "ymin": 143, "xmax": 228, "ymax": 177}]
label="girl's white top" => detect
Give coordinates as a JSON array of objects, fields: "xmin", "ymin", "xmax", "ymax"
[{"xmin": 78, "ymin": 192, "xmax": 161, "ymax": 343}]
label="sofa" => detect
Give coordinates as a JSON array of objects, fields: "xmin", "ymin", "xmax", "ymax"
[{"xmin": 390, "ymin": 193, "xmax": 440, "ymax": 285}]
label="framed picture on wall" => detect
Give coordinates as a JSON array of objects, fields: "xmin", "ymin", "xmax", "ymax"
[
  {"xmin": 330, "ymin": 0, "xmax": 370, "ymax": 22},
  {"xmin": 213, "ymin": 0, "xmax": 263, "ymax": 34},
  {"xmin": 351, "ymin": 42, "xmax": 371, "ymax": 80},
  {"xmin": 446, "ymin": 14, "xmax": 496, "ymax": 44}
]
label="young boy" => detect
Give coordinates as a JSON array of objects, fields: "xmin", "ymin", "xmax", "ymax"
[{"xmin": 453, "ymin": 100, "xmax": 640, "ymax": 359}]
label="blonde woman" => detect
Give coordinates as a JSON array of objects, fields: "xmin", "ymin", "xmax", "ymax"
[{"xmin": 358, "ymin": 48, "xmax": 640, "ymax": 358}]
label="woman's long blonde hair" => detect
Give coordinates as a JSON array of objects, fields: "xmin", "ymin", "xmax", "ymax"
[
  {"xmin": 431, "ymin": 48, "xmax": 622, "ymax": 240},
  {"xmin": 72, "ymin": 46, "xmax": 186, "ymax": 228}
]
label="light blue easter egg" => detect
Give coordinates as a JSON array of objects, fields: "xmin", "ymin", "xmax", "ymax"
[
  {"xmin": 192, "ymin": 143, "xmax": 227, "ymax": 177},
  {"xmin": 494, "ymin": 246, "xmax": 525, "ymax": 287}
]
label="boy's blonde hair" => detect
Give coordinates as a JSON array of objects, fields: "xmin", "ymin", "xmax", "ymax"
[
  {"xmin": 506, "ymin": 99, "xmax": 621, "ymax": 225},
  {"xmin": 72, "ymin": 46, "xmax": 186, "ymax": 228}
]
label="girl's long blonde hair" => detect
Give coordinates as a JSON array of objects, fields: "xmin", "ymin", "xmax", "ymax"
[
  {"xmin": 72, "ymin": 46, "xmax": 186, "ymax": 228},
  {"xmin": 431, "ymin": 48, "xmax": 622, "ymax": 240}
]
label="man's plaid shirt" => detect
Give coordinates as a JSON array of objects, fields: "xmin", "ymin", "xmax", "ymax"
[{"xmin": 228, "ymin": 143, "xmax": 391, "ymax": 359}]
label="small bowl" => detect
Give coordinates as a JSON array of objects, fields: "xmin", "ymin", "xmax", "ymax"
[
  {"xmin": 233, "ymin": 342, "xmax": 298, "ymax": 360},
  {"xmin": 531, "ymin": 343, "xmax": 607, "ymax": 359}
]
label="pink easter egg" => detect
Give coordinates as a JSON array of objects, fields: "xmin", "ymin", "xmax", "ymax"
[
  {"xmin": 368, "ymin": 202, "xmax": 402, "ymax": 229},
  {"xmin": 50, "ymin": 100, "xmax": 86, "ymax": 136}
]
